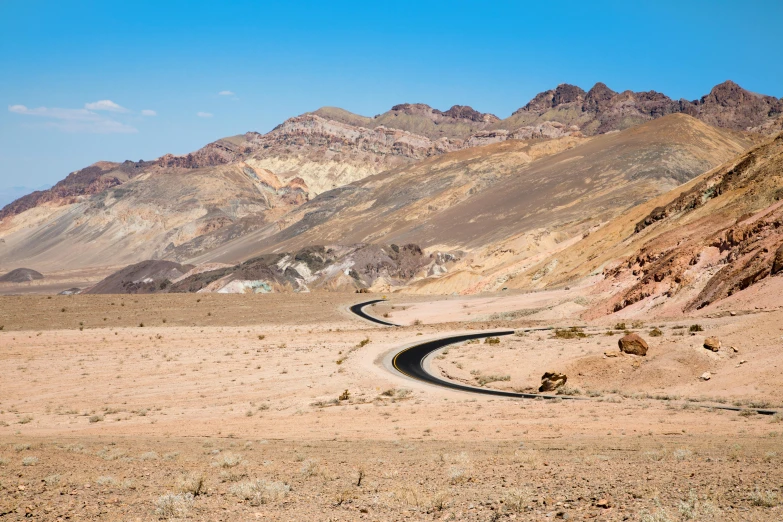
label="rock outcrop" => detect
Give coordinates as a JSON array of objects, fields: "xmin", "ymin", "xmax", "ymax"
[
  {"xmin": 618, "ymin": 333, "xmax": 649, "ymax": 356},
  {"xmin": 539, "ymin": 372, "xmax": 568, "ymax": 392},
  {"xmin": 703, "ymin": 337, "xmax": 721, "ymax": 352}
]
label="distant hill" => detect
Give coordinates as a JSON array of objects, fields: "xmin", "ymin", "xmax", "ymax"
[{"xmin": 0, "ymin": 267, "xmax": 44, "ymax": 283}]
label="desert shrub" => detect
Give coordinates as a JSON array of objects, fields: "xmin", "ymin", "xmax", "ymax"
[
  {"xmin": 155, "ymin": 492, "xmax": 194, "ymax": 518},
  {"xmin": 18, "ymin": 415, "xmax": 33, "ymax": 424},
  {"xmin": 140, "ymin": 451, "xmax": 159, "ymax": 461},
  {"xmin": 556, "ymin": 385, "xmax": 581, "ymax": 396},
  {"xmin": 230, "ymin": 479, "xmax": 289, "ymax": 505},
  {"xmin": 357, "ymin": 338, "xmax": 370, "ymax": 347},
  {"xmin": 96, "ymin": 476, "xmax": 118, "ymax": 486},
  {"xmin": 484, "ymin": 337, "xmax": 500, "ymax": 345},
  {"xmin": 750, "ymin": 489, "xmax": 778, "ymax": 507},
  {"xmin": 689, "ymin": 324, "xmax": 703, "ymax": 332},
  {"xmin": 177, "ymin": 473, "xmax": 205, "ymax": 496},
  {"xmin": 504, "ymin": 488, "xmax": 528, "ymax": 513},
  {"xmin": 22, "ymin": 456, "xmax": 38, "ymax": 466},
  {"xmin": 89, "ymin": 415, "xmax": 104, "ymax": 423},
  {"xmin": 553, "ymin": 327, "xmax": 586, "ymax": 339},
  {"xmin": 214, "ymin": 452, "xmax": 243, "ymax": 468},
  {"xmin": 649, "ymin": 328, "xmax": 663, "ymax": 337},
  {"xmin": 412, "ymin": 319, "xmax": 422, "ymax": 326},
  {"xmin": 613, "ymin": 322, "xmax": 626, "ymax": 330},
  {"xmin": 300, "ymin": 458, "xmax": 319, "ymax": 477},
  {"xmin": 471, "ymin": 371, "xmax": 510, "ymax": 386}
]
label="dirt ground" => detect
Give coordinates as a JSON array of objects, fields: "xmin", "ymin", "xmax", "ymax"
[{"xmin": 1, "ymin": 293, "xmax": 783, "ymax": 521}]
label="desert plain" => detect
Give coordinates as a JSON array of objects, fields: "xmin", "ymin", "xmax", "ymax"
[{"xmin": 1, "ymin": 291, "xmax": 782, "ymax": 522}]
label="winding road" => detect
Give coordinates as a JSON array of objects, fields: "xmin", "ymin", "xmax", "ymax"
[
  {"xmin": 350, "ymin": 299, "xmax": 581, "ymax": 400},
  {"xmin": 350, "ymin": 299, "xmax": 780, "ymax": 414}
]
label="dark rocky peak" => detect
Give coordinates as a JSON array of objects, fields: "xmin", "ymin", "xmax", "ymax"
[
  {"xmin": 583, "ymin": 82, "xmax": 617, "ymax": 112},
  {"xmin": 552, "ymin": 83, "xmax": 586, "ymax": 106},
  {"xmin": 515, "ymin": 84, "xmax": 586, "ymax": 114},
  {"xmin": 436, "ymin": 105, "xmax": 500, "ymax": 123},
  {"xmin": 389, "ymin": 103, "xmax": 435, "ymax": 114},
  {"xmin": 700, "ymin": 80, "xmax": 751, "ymax": 106}
]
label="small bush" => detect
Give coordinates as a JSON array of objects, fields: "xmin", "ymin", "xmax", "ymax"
[
  {"xmin": 689, "ymin": 324, "xmax": 703, "ymax": 332},
  {"xmin": 557, "ymin": 385, "xmax": 581, "ymax": 396},
  {"xmin": 484, "ymin": 337, "xmax": 500, "ymax": 345},
  {"xmin": 553, "ymin": 327, "xmax": 586, "ymax": 339},
  {"xmin": 177, "ymin": 473, "xmax": 205, "ymax": 496},
  {"xmin": 649, "ymin": 328, "xmax": 663, "ymax": 337},
  {"xmin": 18, "ymin": 415, "xmax": 33, "ymax": 424},
  {"xmin": 96, "ymin": 476, "xmax": 118, "ymax": 486},
  {"xmin": 214, "ymin": 452, "xmax": 243, "ymax": 468},
  {"xmin": 22, "ymin": 456, "xmax": 38, "ymax": 466},
  {"xmin": 257, "ymin": 334, "xmax": 265, "ymax": 340},
  {"xmin": 750, "ymin": 489, "xmax": 778, "ymax": 507},
  {"xmin": 155, "ymin": 493, "xmax": 194, "ymax": 518},
  {"xmin": 357, "ymin": 338, "xmax": 370, "ymax": 347},
  {"xmin": 339, "ymin": 389, "xmax": 350, "ymax": 401},
  {"xmin": 140, "ymin": 451, "xmax": 159, "ymax": 461},
  {"xmin": 89, "ymin": 415, "xmax": 104, "ymax": 423},
  {"xmin": 229, "ymin": 479, "xmax": 289, "ymax": 506},
  {"xmin": 472, "ymin": 373, "xmax": 511, "ymax": 386},
  {"xmin": 614, "ymin": 322, "xmax": 626, "ymax": 330}
]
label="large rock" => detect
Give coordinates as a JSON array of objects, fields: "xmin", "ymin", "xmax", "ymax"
[
  {"xmin": 618, "ymin": 333, "xmax": 649, "ymax": 356},
  {"xmin": 539, "ymin": 372, "xmax": 567, "ymax": 392},
  {"xmin": 703, "ymin": 337, "xmax": 721, "ymax": 352}
]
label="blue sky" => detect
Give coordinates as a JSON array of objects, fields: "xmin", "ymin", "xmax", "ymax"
[{"xmin": 1, "ymin": 0, "xmax": 781, "ymax": 202}]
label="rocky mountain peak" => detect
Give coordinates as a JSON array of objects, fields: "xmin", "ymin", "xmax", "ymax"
[
  {"xmin": 437, "ymin": 105, "xmax": 500, "ymax": 123},
  {"xmin": 552, "ymin": 83, "xmax": 586, "ymax": 106},
  {"xmin": 389, "ymin": 103, "xmax": 434, "ymax": 115},
  {"xmin": 702, "ymin": 80, "xmax": 757, "ymax": 106}
]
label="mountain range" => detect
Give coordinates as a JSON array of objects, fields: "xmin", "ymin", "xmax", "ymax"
[{"xmin": 1, "ymin": 79, "xmax": 782, "ymax": 316}]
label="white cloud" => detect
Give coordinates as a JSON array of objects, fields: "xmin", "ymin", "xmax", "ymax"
[
  {"xmin": 197, "ymin": 111, "xmax": 213, "ymax": 118},
  {"xmin": 84, "ymin": 100, "xmax": 128, "ymax": 112},
  {"xmin": 218, "ymin": 90, "xmax": 235, "ymax": 96},
  {"xmin": 8, "ymin": 104, "xmax": 137, "ymax": 134},
  {"xmin": 141, "ymin": 109, "xmax": 157, "ymax": 116}
]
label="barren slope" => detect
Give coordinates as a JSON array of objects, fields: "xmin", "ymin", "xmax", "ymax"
[
  {"xmin": 513, "ymin": 131, "xmax": 783, "ymax": 318},
  {"xmin": 193, "ymin": 115, "xmax": 756, "ymax": 293},
  {"xmin": 0, "ymin": 162, "xmax": 307, "ymax": 271}
]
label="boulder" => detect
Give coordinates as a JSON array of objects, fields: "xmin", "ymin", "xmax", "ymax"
[
  {"xmin": 618, "ymin": 333, "xmax": 649, "ymax": 356},
  {"xmin": 703, "ymin": 337, "xmax": 721, "ymax": 352},
  {"xmin": 539, "ymin": 372, "xmax": 567, "ymax": 392},
  {"xmin": 700, "ymin": 372, "xmax": 712, "ymax": 381}
]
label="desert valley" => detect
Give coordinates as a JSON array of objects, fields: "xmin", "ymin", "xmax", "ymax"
[{"xmin": 2, "ymin": 9, "xmax": 783, "ymax": 519}]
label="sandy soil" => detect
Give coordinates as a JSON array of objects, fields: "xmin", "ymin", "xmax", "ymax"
[{"xmin": 1, "ymin": 293, "xmax": 782, "ymax": 521}]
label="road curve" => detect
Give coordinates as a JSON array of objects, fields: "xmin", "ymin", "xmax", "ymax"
[
  {"xmin": 391, "ymin": 330, "xmax": 580, "ymax": 399},
  {"xmin": 349, "ymin": 299, "xmax": 399, "ymax": 326},
  {"xmin": 349, "ymin": 300, "xmax": 778, "ymax": 413}
]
